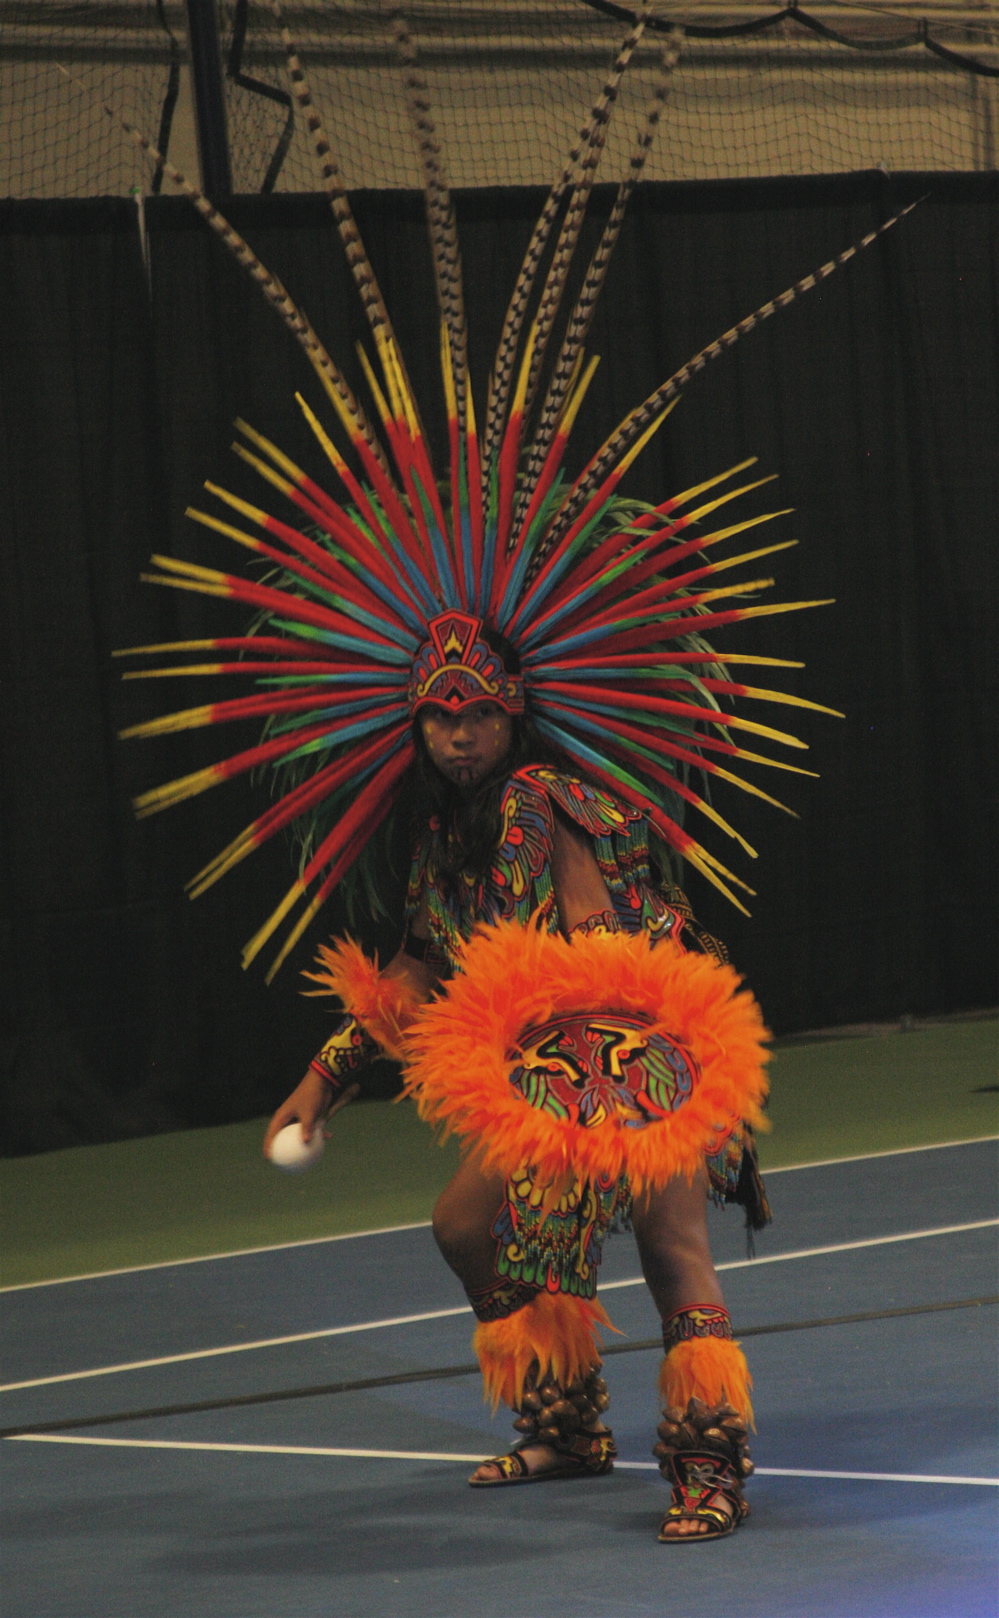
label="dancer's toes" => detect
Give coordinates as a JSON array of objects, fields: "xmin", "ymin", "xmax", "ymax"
[{"xmin": 469, "ymin": 1443, "xmax": 560, "ymax": 1484}]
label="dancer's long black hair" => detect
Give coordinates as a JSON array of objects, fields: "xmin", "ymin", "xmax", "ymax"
[{"xmin": 412, "ymin": 710, "xmax": 573, "ymax": 887}]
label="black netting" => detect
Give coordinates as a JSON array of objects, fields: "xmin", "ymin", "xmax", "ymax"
[
  {"xmin": 1, "ymin": 0, "xmax": 181, "ymax": 199},
  {"xmin": 219, "ymin": 1, "xmax": 999, "ymax": 192},
  {"xmin": 2, "ymin": 2, "xmax": 997, "ymax": 199}
]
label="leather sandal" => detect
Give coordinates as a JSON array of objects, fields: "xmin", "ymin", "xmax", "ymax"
[
  {"xmin": 654, "ymin": 1397, "xmax": 753, "ymax": 1542},
  {"xmin": 469, "ymin": 1364, "xmax": 616, "ymax": 1487}
]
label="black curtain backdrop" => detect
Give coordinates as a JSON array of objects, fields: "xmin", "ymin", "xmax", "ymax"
[{"xmin": 2, "ymin": 173, "xmax": 996, "ymax": 1156}]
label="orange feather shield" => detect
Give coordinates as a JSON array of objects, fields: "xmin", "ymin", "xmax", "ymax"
[{"xmin": 404, "ymin": 923, "xmax": 770, "ymax": 1196}]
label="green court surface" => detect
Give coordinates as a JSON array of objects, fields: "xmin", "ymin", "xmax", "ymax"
[{"xmin": 1, "ymin": 1019, "xmax": 995, "ymax": 1288}]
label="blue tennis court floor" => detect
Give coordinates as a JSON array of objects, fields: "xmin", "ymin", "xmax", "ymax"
[{"xmin": 2, "ymin": 1137, "xmax": 997, "ymax": 1618}]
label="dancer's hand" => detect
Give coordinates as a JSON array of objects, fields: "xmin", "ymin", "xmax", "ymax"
[{"xmin": 263, "ymin": 1067, "xmax": 336, "ymax": 1155}]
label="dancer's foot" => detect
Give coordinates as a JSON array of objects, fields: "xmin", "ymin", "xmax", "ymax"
[
  {"xmin": 469, "ymin": 1424, "xmax": 613, "ymax": 1486},
  {"xmin": 468, "ymin": 1363, "xmax": 615, "ymax": 1486},
  {"xmin": 654, "ymin": 1399, "xmax": 752, "ymax": 1543},
  {"xmin": 658, "ymin": 1490, "xmax": 738, "ymax": 1539}
]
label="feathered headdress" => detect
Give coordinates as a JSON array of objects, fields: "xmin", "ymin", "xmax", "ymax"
[{"xmin": 113, "ymin": 4, "xmax": 914, "ymax": 979}]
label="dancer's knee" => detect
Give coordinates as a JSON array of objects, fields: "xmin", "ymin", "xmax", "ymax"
[{"xmin": 431, "ymin": 1188, "xmax": 482, "ymax": 1270}]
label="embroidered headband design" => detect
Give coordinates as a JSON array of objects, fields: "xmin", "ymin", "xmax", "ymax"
[{"xmin": 409, "ymin": 612, "xmax": 525, "ymax": 716}]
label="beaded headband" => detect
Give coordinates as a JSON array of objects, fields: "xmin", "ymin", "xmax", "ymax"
[{"xmin": 408, "ymin": 612, "xmax": 525, "ymax": 717}]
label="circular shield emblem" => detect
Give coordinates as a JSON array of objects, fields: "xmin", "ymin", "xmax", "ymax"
[{"xmin": 507, "ymin": 1012, "xmax": 698, "ymax": 1130}]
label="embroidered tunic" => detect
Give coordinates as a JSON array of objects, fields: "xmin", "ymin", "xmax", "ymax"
[
  {"xmin": 406, "ymin": 766, "xmax": 725, "ymax": 968},
  {"xmin": 312, "ymin": 768, "xmax": 761, "ymax": 1305}
]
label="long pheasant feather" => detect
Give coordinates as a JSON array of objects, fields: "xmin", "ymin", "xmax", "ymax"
[
  {"xmin": 521, "ymin": 30, "xmax": 680, "ymax": 514},
  {"xmin": 548, "ymin": 200, "xmax": 922, "ymax": 548},
  {"xmin": 68, "ymin": 64, "xmax": 388, "ymax": 470},
  {"xmin": 392, "ymin": 12, "xmax": 469, "ymax": 423},
  {"xmin": 481, "ymin": 10, "xmax": 650, "ymax": 474},
  {"xmin": 518, "ymin": 8, "xmax": 651, "ymax": 438}
]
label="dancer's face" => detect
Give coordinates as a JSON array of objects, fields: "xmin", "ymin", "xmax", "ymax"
[{"xmin": 419, "ymin": 701, "xmax": 514, "ymax": 791}]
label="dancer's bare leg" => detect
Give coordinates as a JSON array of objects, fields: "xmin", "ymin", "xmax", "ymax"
[
  {"xmin": 631, "ymin": 1170, "xmax": 735, "ymax": 1538},
  {"xmin": 431, "ymin": 1157, "xmax": 610, "ymax": 1482}
]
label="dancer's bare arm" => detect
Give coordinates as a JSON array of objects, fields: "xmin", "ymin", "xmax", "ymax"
[{"xmin": 550, "ymin": 811, "xmax": 615, "ymax": 933}]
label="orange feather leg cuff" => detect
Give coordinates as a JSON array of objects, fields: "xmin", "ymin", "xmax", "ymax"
[
  {"xmin": 473, "ymin": 1292, "xmax": 614, "ymax": 1413},
  {"xmin": 659, "ymin": 1336, "xmax": 755, "ymax": 1429}
]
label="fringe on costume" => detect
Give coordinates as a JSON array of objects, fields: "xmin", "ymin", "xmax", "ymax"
[
  {"xmin": 303, "ymin": 937, "xmax": 422, "ymax": 1062},
  {"xmin": 659, "ymin": 1336, "xmax": 755, "ymax": 1430},
  {"xmin": 404, "ymin": 921, "xmax": 770, "ymax": 1197},
  {"xmin": 473, "ymin": 1291, "xmax": 616, "ymax": 1413}
]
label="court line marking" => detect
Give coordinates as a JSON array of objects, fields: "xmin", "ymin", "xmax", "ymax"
[
  {"xmin": 6, "ymin": 1434, "xmax": 997, "ymax": 1488},
  {"xmin": 3, "ymin": 1135, "xmax": 994, "ymax": 1295},
  {"xmin": 5, "ymin": 1298, "xmax": 992, "ymax": 1442},
  {"xmin": 0, "ymin": 1221, "xmax": 436, "ymax": 1295},
  {"xmin": 614, "ymin": 1461, "xmax": 999, "ymax": 1485},
  {"xmin": 760, "ymin": 1133, "xmax": 999, "ymax": 1176},
  {"xmin": 602, "ymin": 1217, "xmax": 999, "ymax": 1289},
  {"xmin": 4, "ymin": 1218, "xmax": 995, "ymax": 1394}
]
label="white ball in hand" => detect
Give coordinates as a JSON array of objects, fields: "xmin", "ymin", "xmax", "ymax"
[{"xmin": 267, "ymin": 1122, "xmax": 325, "ymax": 1173}]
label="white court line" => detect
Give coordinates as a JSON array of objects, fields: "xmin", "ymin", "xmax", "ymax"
[
  {"xmin": 6, "ymin": 1434, "xmax": 997, "ymax": 1488},
  {"xmin": 0, "ymin": 1221, "xmax": 435, "ymax": 1295},
  {"xmin": 0, "ymin": 1305, "xmax": 472, "ymax": 1392},
  {"xmin": 3, "ymin": 1135, "xmax": 994, "ymax": 1295},
  {"xmin": 601, "ymin": 1217, "xmax": 999, "ymax": 1290},
  {"xmin": 613, "ymin": 1461, "xmax": 999, "ymax": 1486},
  {"xmin": 761, "ymin": 1133, "xmax": 999, "ymax": 1176},
  {"xmin": 3, "ymin": 1218, "xmax": 995, "ymax": 1394}
]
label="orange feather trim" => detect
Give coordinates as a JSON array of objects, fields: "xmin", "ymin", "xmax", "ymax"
[
  {"xmin": 403, "ymin": 922, "xmax": 769, "ymax": 1195},
  {"xmin": 473, "ymin": 1291, "xmax": 615, "ymax": 1413},
  {"xmin": 302, "ymin": 937, "xmax": 422, "ymax": 1061},
  {"xmin": 659, "ymin": 1335, "xmax": 755, "ymax": 1429}
]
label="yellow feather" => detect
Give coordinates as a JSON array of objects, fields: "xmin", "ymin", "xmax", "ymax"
[
  {"xmin": 149, "ymin": 554, "xmax": 228, "ymax": 584},
  {"xmin": 731, "ymin": 685, "xmax": 843, "ymax": 718},
  {"xmin": 119, "ymin": 704, "xmax": 215, "ymax": 740},
  {"xmin": 264, "ymin": 885, "xmax": 331, "ymax": 984},
  {"xmin": 688, "ymin": 796, "xmax": 757, "ymax": 858},
  {"xmin": 736, "ymin": 599, "xmax": 835, "ymax": 622},
  {"xmin": 231, "ymin": 442, "xmax": 295, "ymax": 500},
  {"xmin": 680, "ymin": 848, "xmax": 751, "ymax": 917},
  {"xmin": 678, "ymin": 475, "xmax": 782, "ymax": 530},
  {"xmin": 693, "ymin": 539, "xmax": 797, "ymax": 579},
  {"xmin": 709, "ymin": 711, "xmax": 807, "ymax": 749},
  {"xmin": 113, "ymin": 639, "xmax": 222, "ymax": 657},
  {"xmin": 122, "ymin": 665, "xmax": 223, "ymax": 679},
  {"xmin": 203, "ymin": 481, "xmax": 269, "ymax": 528},
  {"xmin": 186, "ymin": 507, "xmax": 262, "ymax": 554},
  {"xmin": 356, "ymin": 341, "xmax": 394, "ymax": 431},
  {"xmin": 612, "ymin": 399, "xmax": 677, "ymax": 478},
  {"xmin": 510, "ymin": 320, "xmax": 540, "ymax": 420},
  {"xmin": 131, "ymin": 763, "xmax": 224, "ymax": 818},
  {"xmin": 708, "ymin": 764, "xmax": 798, "ymax": 816},
  {"xmin": 295, "ymin": 393, "xmax": 350, "ymax": 478},
  {"xmin": 662, "ymin": 456, "xmax": 758, "ymax": 513},
  {"xmin": 557, "ymin": 354, "xmax": 600, "ymax": 440},
  {"xmin": 186, "ymin": 828, "xmax": 260, "ymax": 898},
  {"xmin": 690, "ymin": 839, "xmax": 756, "ymax": 896},
  {"xmin": 241, "ymin": 881, "xmax": 306, "ymax": 970},
  {"xmin": 141, "ymin": 574, "xmax": 231, "ymax": 601},
  {"xmin": 731, "ymin": 745, "xmax": 818, "ymax": 777},
  {"xmin": 234, "ymin": 419, "xmax": 309, "ymax": 486},
  {"xmin": 693, "ymin": 575, "xmax": 775, "ymax": 606},
  {"xmin": 383, "ymin": 335, "xmax": 421, "ymax": 439}
]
